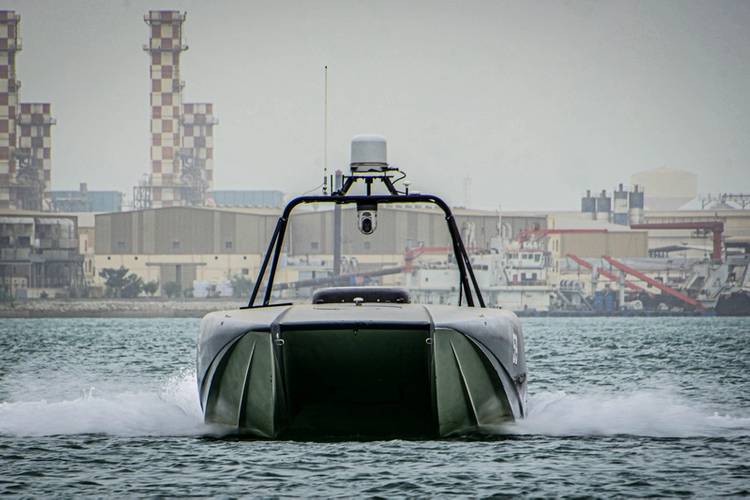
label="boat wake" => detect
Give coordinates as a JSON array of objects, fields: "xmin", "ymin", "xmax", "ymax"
[
  {"xmin": 2, "ymin": 374, "xmax": 748, "ymax": 439},
  {"xmin": 0, "ymin": 370, "xmax": 208, "ymax": 437},
  {"xmin": 500, "ymin": 390, "xmax": 750, "ymax": 438}
]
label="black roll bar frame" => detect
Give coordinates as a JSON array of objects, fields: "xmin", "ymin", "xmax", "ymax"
[{"xmin": 246, "ymin": 180, "xmax": 486, "ymax": 309}]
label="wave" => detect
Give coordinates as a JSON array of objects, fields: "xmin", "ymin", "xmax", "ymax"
[
  {"xmin": 500, "ymin": 390, "xmax": 750, "ymax": 438},
  {"xmin": 2, "ymin": 374, "xmax": 748, "ymax": 439},
  {"xmin": 0, "ymin": 371, "xmax": 209, "ymax": 437}
]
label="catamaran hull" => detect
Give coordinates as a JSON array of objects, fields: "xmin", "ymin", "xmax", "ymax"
[{"xmin": 197, "ymin": 304, "xmax": 527, "ymax": 439}]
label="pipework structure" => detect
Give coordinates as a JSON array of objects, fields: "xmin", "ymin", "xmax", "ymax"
[
  {"xmin": 136, "ymin": 11, "xmax": 217, "ymax": 209},
  {"xmin": 0, "ymin": 11, "xmax": 55, "ymax": 211}
]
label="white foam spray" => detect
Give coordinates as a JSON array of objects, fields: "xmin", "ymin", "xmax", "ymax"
[
  {"xmin": 501, "ymin": 390, "xmax": 750, "ymax": 438},
  {"xmin": 2, "ymin": 374, "xmax": 748, "ymax": 439},
  {"xmin": 0, "ymin": 370, "xmax": 210, "ymax": 437}
]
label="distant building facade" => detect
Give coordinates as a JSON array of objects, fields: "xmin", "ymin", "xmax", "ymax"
[
  {"xmin": 50, "ymin": 183, "xmax": 123, "ymax": 213},
  {"xmin": 0, "ymin": 212, "xmax": 84, "ymax": 298},
  {"xmin": 94, "ymin": 207, "xmax": 279, "ymax": 294},
  {"xmin": 210, "ymin": 190, "xmax": 284, "ymax": 209},
  {"xmin": 92, "ymin": 205, "xmax": 546, "ymax": 296}
]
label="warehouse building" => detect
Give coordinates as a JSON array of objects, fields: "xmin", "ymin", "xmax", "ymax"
[
  {"xmin": 95, "ymin": 206, "xmax": 279, "ymax": 293},
  {"xmin": 92, "ymin": 204, "xmax": 750, "ymax": 301},
  {"xmin": 290, "ymin": 206, "xmax": 542, "ymax": 256},
  {"xmin": 93, "ymin": 205, "xmax": 547, "ymax": 295}
]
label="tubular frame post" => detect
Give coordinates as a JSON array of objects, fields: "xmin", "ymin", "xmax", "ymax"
[
  {"xmin": 445, "ymin": 214, "xmax": 474, "ymax": 306},
  {"xmin": 263, "ymin": 216, "xmax": 289, "ymax": 305},
  {"xmin": 246, "ymin": 191, "xmax": 486, "ymax": 308},
  {"xmin": 247, "ymin": 218, "xmax": 283, "ymax": 307},
  {"xmin": 458, "ymin": 235, "xmax": 485, "ymax": 308}
]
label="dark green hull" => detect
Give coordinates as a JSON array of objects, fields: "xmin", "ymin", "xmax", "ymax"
[{"xmin": 198, "ymin": 304, "xmax": 526, "ymax": 439}]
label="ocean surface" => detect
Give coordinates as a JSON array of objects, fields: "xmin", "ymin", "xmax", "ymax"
[{"xmin": 1, "ymin": 316, "xmax": 748, "ymax": 497}]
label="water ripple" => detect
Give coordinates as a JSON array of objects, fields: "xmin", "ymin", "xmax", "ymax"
[{"xmin": 0, "ymin": 317, "xmax": 748, "ymax": 496}]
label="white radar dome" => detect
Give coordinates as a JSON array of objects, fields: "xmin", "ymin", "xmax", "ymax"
[{"xmin": 350, "ymin": 134, "xmax": 388, "ymax": 172}]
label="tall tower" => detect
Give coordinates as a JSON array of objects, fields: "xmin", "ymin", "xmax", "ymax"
[
  {"xmin": 0, "ymin": 11, "xmax": 20, "ymax": 209},
  {"xmin": 138, "ymin": 11, "xmax": 217, "ymax": 209},
  {"xmin": 143, "ymin": 10, "xmax": 187, "ymax": 208},
  {"xmin": 180, "ymin": 102, "xmax": 216, "ymax": 203},
  {"xmin": 15, "ymin": 102, "xmax": 55, "ymax": 211},
  {"xmin": 0, "ymin": 11, "xmax": 54, "ymax": 212}
]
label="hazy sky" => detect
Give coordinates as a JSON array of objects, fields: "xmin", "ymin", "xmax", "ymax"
[{"xmin": 6, "ymin": 0, "xmax": 750, "ymax": 210}]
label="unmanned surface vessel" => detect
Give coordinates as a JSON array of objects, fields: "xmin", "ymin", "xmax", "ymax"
[{"xmin": 197, "ymin": 136, "xmax": 527, "ymax": 438}]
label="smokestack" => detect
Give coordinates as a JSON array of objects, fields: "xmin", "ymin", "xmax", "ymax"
[
  {"xmin": 0, "ymin": 11, "xmax": 20, "ymax": 210},
  {"xmin": 144, "ymin": 10, "xmax": 187, "ymax": 208}
]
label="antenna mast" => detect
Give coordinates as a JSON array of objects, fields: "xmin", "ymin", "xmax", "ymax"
[{"xmin": 322, "ymin": 65, "xmax": 328, "ymax": 194}]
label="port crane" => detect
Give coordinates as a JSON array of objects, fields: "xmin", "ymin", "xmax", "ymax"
[
  {"xmin": 602, "ymin": 255, "xmax": 704, "ymax": 310},
  {"xmin": 566, "ymin": 253, "xmax": 652, "ymax": 295}
]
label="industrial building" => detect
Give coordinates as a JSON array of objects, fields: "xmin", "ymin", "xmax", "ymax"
[
  {"xmin": 548, "ymin": 230, "xmax": 648, "ymax": 261},
  {"xmin": 49, "ymin": 183, "xmax": 123, "ymax": 213},
  {"xmin": 0, "ymin": 11, "xmax": 55, "ymax": 211},
  {"xmin": 581, "ymin": 184, "xmax": 644, "ymax": 226},
  {"xmin": 95, "ymin": 207, "xmax": 279, "ymax": 293},
  {"xmin": 699, "ymin": 193, "xmax": 750, "ymax": 210},
  {"xmin": 289, "ymin": 206, "xmax": 514, "ymax": 256},
  {"xmin": 81, "ymin": 197, "xmax": 750, "ymax": 309},
  {"xmin": 74, "ymin": 212, "xmax": 96, "ymax": 288},
  {"xmin": 0, "ymin": 211, "xmax": 84, "ymax": 298},
  {"xmin": 578, "ymin": 178, "xmax": 750, "ymax": 260},
  {"xmin": 640, "ymin": 209, "xmax": 750, "ymax": 259},
  {"xmin": 536, "ymin": 200, "xmax": 750, "ymax": 312},
  {"xmin": 92, "ymin": 205, "xmax": 546, "ymax": 296},
  {"xmin": 210, "ymin": 190, "xmax": 285, "ymax": 209},
  {"xmin": 134, "ymin": 11, "xmax": 217, "ymax": 209}
]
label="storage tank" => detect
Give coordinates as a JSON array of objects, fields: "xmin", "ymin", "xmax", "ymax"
[
  {"xmin": 595, "ymin": 190, "xmax": 611, "ymax": 221},
  {"xmin": 613, "ymin": 183, "xmax": 629, "ymax": 225},
  {"xmin": 631, "ymin": 167, "xmax": 697, "ymax": 210},
  {"xmin": 581, "ymin": 190, "xmax": 596, "ymax": 219},
  {"xmin": 628, "ymin": 184, "xmax": 644, "ymax": 225}
]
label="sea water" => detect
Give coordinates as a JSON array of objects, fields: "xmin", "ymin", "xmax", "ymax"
[{"xmin": 0, "ymin": 317, "xmax": 748, "ymax": 496}]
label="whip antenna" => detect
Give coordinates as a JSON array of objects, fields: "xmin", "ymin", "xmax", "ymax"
[{"xmin": 322, "ymin": 65, "xmax": 328, "ymax": 194}]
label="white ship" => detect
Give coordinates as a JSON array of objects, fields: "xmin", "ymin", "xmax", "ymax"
[{"xmin": 405, "ymin": 243, "xmax": 553, "ymax": 312}]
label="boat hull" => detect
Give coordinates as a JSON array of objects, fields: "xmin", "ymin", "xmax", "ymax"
[
  {"xmin": 715, "ymin": 290, "xmax": 750, "ymax": 316},
  {"xmin": 197, "ymin": 304, "xmax": 526, "ymax": 438}
]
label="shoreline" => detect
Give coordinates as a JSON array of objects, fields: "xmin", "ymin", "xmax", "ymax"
[
  {"xmin": 0, "ymin": 298, "xmax": 731, "ymax": 318},
  {"xmin": 0, "ymin": 299, "xmax": 247, "ymax": 318}
]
